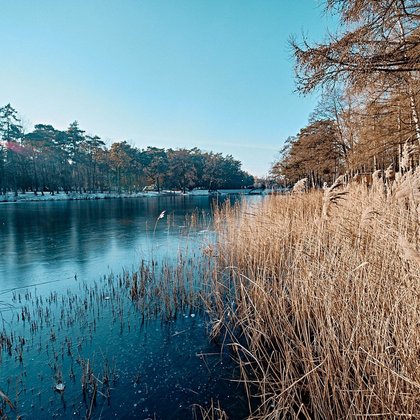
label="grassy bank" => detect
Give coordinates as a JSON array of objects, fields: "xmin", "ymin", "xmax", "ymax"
[{"xmin": 207, "ymin": 175, "xmax": 420, "ymax": 418}]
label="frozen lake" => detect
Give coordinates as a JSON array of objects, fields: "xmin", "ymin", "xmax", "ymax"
[{"xmin": 0, "ymin": 196, "xmax": 252, "ymax": 419}]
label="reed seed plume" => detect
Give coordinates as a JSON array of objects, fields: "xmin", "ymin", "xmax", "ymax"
[
  {"xmin": 292, "ymin": 177, "xmax": 307, "ymax": 194},
  {"xmin": 359, "ymin": 206, "xmax": 379, "ymax": 230},
  {"xmin": 384, "ymin": 163, "xmax": 395, "ymax": 182},
  {"xmin": 153, "ymin": 209, "xmax": 167, "ymax": 235},
  {"xmin": 398, "ymin": 234, "xmax": 420, "ymax": 266},
  {"xmin": 400, "ymin": 139, "xmax": 417, "ymax": 173},
  {"xmin": 394, "ymin": 166, "xmax": 420, "ymax": 202},
  {"xmin": 321, "ymin": 175, "xmax": 348, "ymax": 221},
  {"xmin": 371, "ymin": 169, "xmax": 386, "ymax": 197}
]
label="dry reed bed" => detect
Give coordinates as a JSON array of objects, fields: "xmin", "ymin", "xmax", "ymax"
[{"xmin": 207, "ymin": 181, "xmax": 420, "ymax": 419}]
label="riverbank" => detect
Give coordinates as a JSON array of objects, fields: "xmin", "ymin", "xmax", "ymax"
[
  {"xmin": 0, "ymin": 188, "xmax": 269, "ymax": 203},
  {"xmin": 208, "ymin": 174, "xmax": 420, "ymax": 417},
  {"xmin": 0, "ymin": 191, "xmax": 172, "ymax": 203}
]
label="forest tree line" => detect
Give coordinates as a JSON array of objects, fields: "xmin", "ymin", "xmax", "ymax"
[
  {"xmin": 0, "ymin": 104, "xmax": 254, "ymax": 195},
  {"xmin": 271, "ymin": 0, "xmax": 420, "ymax": 188}
]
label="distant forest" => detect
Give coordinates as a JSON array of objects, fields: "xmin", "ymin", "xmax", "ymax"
[{"xmin": 0, "ymin": 104, "xmax": 254, "ymax": 195}]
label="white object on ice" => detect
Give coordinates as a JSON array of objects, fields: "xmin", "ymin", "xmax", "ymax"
[{"xmin": 55, "ymin": 382, "xmax": 65, "ymax": 392}]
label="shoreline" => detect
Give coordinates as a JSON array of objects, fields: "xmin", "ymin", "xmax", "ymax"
[
  {"xmin": 0, "ymin": 191, "xmax": 187, "ymax": 203},
  {"xmin": 0, "ymin": 188, "xmax": 267, "ymax": 204}
]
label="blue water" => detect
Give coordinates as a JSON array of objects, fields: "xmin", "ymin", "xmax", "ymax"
[{"xmin": 0, "ymin": 196, "xmax": 250, "ymax": 419}]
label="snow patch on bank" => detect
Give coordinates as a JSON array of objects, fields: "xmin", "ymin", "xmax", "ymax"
[{"xmin": 0, "ymin": 191, "xmax": 170, "ymax": 203}]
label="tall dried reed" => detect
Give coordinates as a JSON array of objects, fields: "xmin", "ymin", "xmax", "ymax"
[
  {"xmin": 206, "ymin": 175, "xmax": 420, "ymax": 418},
  {"xmin": 192, "ymin": 399, "xmax": 229, "ymax": 420}
]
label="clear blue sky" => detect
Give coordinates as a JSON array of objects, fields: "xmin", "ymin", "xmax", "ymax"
[{"xmin": 0, "ymin": 0, "xmax": 336, "ymax": 176}]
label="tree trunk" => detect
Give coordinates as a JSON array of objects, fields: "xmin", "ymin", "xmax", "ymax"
[{"xmin": 409, "ymin": 87, "xmax": 420, "ymax": 145}]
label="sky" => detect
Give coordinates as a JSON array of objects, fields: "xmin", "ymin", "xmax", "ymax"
[{"xmin": 0, "ymin": 0, "xmax": 337, "ymax": 177}]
